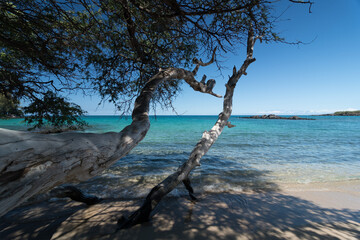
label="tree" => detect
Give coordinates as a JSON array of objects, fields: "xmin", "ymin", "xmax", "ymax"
[
  {"xmin": 1, "ymin": 0, "xmax": 277, "ymax": 128},
  {"xmin": 23, "ymin": 91, "xmax": 87, "ymax": 131},
  {"xmin": 118, "ymin": 30, "xmax": 257, "ymax": 229},
  {"xmin": 0, "ymin": 0, "xmax": 312, "ymax": 223},
  {"xmin": 0, "ymin": 0, "xmax": 88, "ymax": 128},
  {"xmin": 0, "ymin": 94, "xmax": 23, "ymax": 118}
]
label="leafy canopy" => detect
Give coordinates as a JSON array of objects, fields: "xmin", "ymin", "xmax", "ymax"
[
  {"xmin": 23, "ymin": 92, "xmax": 87, "ymax": 131},
  {"xmin": 0, "ymin": 0, "xmax": 286, "ymax": 129},
  {"xmin": 0, "ymin": 94, "xmax": 23, "ymax": 118}
]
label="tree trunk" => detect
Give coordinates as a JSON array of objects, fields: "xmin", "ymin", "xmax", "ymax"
[
  {"xmin": 0, "ymin": 52, "xmax": 220, "ymax": 217},
  {"xmin": 118, "ymin": 29, "xmax": 257, "ymax": 229}
]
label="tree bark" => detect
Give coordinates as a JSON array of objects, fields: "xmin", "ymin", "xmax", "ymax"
[
  {"xmin": 118, "ymin": 28, "xmax": 257, "ymax": 229},
  {"xmin": 0, "ymin": 57, "xmax": 220, "ymax": 217}
]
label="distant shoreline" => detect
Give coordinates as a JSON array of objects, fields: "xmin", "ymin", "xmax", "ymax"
[
  {"xmin": 237, "ymin": 114, "xmax": 315, "ymax": 120},
  {"xmin": 2, "ymin": 114, "xmax": 360, "ymax": 119},
  {"xmin": 81, "ymin": 113, "xmax": 359, "ymax": 117},
  {"xmin": 314, "ymin": 110, "xmax": 360, "ymax": 116},
  {"xmin": 0, "ymin": 115, "xmax": 23, "ymax": 119}
]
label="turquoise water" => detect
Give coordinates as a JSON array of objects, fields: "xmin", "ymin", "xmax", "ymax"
[{"xmin": 1, "ymin": 115, "xmax": 360, "ymax": 198}]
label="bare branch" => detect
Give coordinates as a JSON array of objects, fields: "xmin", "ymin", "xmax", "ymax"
[
  {"xmin": 117, "ymin": 26, "xmax": 257, "ymax": 230},
  {"xmin": 0, "ymin": 59, "xmax": 224, "ymax": 216},
  {"xmin": 192, "ymin": 47, "xmax": 217, "ymax": 75},
  {"xmin": 162, "ymin": 68, "xmax": 222, "ymax": 98},
  {"xmin": 289, "ymin": 0, "xmax": 314, "ymax": 13},
  {"xmin": 226, "ymin": 121, "xmax": 236, "ymax": 128}
]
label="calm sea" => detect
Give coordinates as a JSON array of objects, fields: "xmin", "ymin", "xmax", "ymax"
[{"xmin": 1, "ymin": 115, "xmax": 360, "ymax": 198}]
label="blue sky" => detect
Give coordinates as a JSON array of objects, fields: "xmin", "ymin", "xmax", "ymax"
[{"xmin": 73, "ymin": 0, "xmax": 360, "ymax": 115}]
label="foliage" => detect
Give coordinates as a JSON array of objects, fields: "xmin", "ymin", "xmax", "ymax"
[
  {"xmin": 23, "ymin": 92, "xmax": 87, "ymax": 131},
  {"xmin": 1, "ymin": 0, "xmax": 87, "ymax": 128},
  {"xmin": 333, "ymin": 110, "xmax": 360, "ymax": 116},
  {"xmin": 0, "ymin": 0, "xmax": 289, "ymax": 129},
  {"xmin": 0, "ymin": 94, "xmax": 23, "ymax": 118}
]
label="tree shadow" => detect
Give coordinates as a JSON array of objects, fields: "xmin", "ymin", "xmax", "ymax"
[
  {"xmin": 0, "ymin": 200, "xmax": 86, "ymax": 240},
  {"xmin": 111, "ymin": 193, "xmax": 359, "ymax": 240},
  {"xmin": 1, "ymin": 173, "xmax": 359, "ymax": 240}
]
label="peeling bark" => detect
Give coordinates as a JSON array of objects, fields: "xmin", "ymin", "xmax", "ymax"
[
  {"xmin": 0, "ymin": 61, "xmax": 220, "ymax": 217},
  {"xmin": 118, "ymin": 29, "xmax": 257, "ymax": 229}
]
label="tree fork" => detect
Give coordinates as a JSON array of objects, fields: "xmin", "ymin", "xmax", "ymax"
[{"xmin": 117, "ymin": 27, "xmax": 257, "ymax": 230}]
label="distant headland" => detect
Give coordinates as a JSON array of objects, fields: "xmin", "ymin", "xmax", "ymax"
[
  {"xmin": 0, "ymin": 114, "xmax": 23, "ymax": 119},
  {"xmin": 315, "ymin": 110, "xmax": 360, "ymax": 116},
  {"xmin": 238, "ymin": 114, "xmax": 315, "ymax": 120}
]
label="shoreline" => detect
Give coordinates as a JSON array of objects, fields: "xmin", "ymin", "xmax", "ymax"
[
  {"xmin": 278, "ymin": 180, "xmax": 360, "ymax": 211},
  {"xmin": 1, "ymin": 180, "xmax": 359, "ymax": 240}
]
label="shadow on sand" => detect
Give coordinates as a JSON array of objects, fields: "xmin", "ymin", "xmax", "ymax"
[{"xmin": 0, "ymin": 172, "xmax": 359, "ymax": 240}]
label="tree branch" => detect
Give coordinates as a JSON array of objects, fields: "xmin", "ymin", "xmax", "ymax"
[
  {"xmin": 117, "ymin": 26, "xmax": 257, "ymax": 230},
  {"xmin": 192, "ymin": 47, "xmax": 217, "ymax": 75},
  {"xmin": 131, "ymin": 0, "xmax": 260, "ymax": 18},
  {"xmin": 289, "ymin": 0, "xmax": 314, "ymax": 13},
  {"xmin": 120, "ymin": 0, "xmax": 150, "ymax": 63},
  {"xmin": 0, "ymin": 52, "xmax": 222, "ymax": 217}
]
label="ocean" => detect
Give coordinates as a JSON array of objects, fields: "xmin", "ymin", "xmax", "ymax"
[{"xmin": 1, "ymin": 115, "xmax": 359, "ymax": 198}]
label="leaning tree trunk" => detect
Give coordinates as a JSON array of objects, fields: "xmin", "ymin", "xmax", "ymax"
[
  {"xmin": 0, "ymin": 51, "xmax": 220, "ymax": 217},
  {"xmin": 118, "ymin": 29, "xmax": 257, "ymax": 229}
]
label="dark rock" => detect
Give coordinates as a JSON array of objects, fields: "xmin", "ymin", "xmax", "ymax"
[{"xmin": 238, "ymin": 115, "xmax": 315, "ymax": 120}]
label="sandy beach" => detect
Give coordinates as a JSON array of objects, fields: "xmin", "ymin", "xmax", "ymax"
[{"xmin": 0, "ymin": 180, "xmax": 359, "ymax": 240}]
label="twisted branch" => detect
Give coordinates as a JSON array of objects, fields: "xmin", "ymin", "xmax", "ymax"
[
  {"xmin": 0, "ymin": 50, "xmax": 219, "ymax": 217},
  {"xmin": 188, "ymin": 47, "xmax": 221, "ymax": 98},
  {"xmin": 117, "ymin": 27, "xmax": 257, "ymax": 230},
  {"xmin": 289, "ymin": 0, "xmax": 314, "ymax": 13}
]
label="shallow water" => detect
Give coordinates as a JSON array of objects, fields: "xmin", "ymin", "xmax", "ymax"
[{"xmin": 1, "ymin": 115, "xmax": 359, "ymax": 198}]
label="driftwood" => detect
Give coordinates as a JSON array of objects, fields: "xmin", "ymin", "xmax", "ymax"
[
  {"xmin": 118, "ymin": 28, "xmax": 257, "ymax": 229},
  {"xmin": 0, "ymin": 49, "xmax": 220, "ymax": 217}
]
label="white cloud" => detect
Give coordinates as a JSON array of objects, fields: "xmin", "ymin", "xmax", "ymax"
[
  {"xmin": 344, "ymin": 108, "xmax": 358, "ymax": 111},
  {"xmin": 258, "ymin": 110, "xmax": 280, "ymax": 114},
  {"xmin": 257, "ymin": 110, "xmax": 288, "ymax": 115},
  {"xmin": 306, "ymin": 109, "xmax": 333, "ymax": 114}
]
